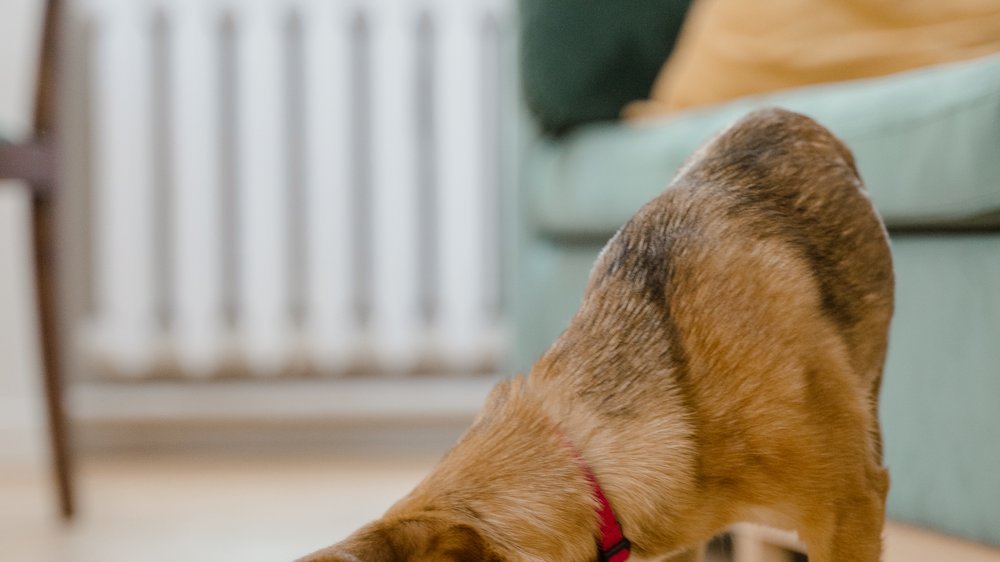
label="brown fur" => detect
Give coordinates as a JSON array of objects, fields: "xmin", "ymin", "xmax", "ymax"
[{"xmin": 298, "ymin": 108, "xmax": 894, "ymax": 562}]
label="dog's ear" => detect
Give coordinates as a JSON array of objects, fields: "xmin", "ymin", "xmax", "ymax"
[{"xmin": 297, "ymin": 514, "xmax": 503, "ymax": 562}]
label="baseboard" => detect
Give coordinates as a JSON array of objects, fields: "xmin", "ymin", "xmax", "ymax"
[{"xmin": 68, "ymin": 375, "xmax": 501, "ymax": 454}]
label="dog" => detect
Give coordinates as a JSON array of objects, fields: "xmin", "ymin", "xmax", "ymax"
[{"xmin": 298, "ymin": 108, "xmax": 894, "ymax": 562}]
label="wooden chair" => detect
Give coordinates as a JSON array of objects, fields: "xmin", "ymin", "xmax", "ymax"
[{"xmin": 0, "ymin": 0, "xmax": 73, "ymax": 519}]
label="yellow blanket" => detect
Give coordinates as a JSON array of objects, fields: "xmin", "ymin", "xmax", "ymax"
[{"xmin": 625, "ymin": 0, "xmax": 1000, "ymax": 119}]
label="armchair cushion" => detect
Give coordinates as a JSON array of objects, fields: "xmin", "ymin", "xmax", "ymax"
[{"xmin": 524, "ymin": 53, "xmax": 1000, "ymax": 238}]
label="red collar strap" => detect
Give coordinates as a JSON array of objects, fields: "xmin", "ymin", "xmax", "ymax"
[{"xmin": 560, "ymin": 434, "xmax": 632, "ymax": 562}]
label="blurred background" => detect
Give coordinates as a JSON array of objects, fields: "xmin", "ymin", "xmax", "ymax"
[
  {"xmin": 2, "ymin": 0, "xmax": 999, "ymax": 560},
  {"xmin": 4, "ymin": 0, "xmax": 512, "ymax": 558}
]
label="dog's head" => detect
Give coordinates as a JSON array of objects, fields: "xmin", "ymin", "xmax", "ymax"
[{"xmin": 296, "ymin": 512, "xmax": 505, "ymax": 562}]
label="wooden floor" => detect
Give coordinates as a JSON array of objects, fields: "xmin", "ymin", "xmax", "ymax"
[{"xmin": 2, "ymin": 447, "xmax": 998, "ymax": 562}]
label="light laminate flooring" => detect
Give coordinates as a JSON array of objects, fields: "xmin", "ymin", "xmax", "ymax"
[{"xmin": 2, "ymin": 449, "xmax": 998, "ymax": 562}]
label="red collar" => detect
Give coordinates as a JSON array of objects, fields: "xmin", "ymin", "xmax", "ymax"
[{"xmin": 560, "ymin": 434, "xmax": 632, "ymax": 562}]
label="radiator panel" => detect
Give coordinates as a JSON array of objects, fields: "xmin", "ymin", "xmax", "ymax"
[{"xmin": 77, "ymin": 0, "xmax": 509, "ymax": 378}]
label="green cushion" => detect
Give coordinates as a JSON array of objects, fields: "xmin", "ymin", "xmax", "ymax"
[
  {"xmin": 519, "ymin": 0, "xmax": 692, "ymax": 136},
  {"xmin": 882, "ymin": 234, "xmax": 1000, "ymax": 545},
  {"xmin": 524, "ymin": 53, "xmax": 1000, "ymax": 237}
]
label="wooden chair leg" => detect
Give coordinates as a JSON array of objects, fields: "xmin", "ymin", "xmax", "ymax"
[{"xmin": 31, "ymin": 192, "xmax": 74, "ymax": 519}]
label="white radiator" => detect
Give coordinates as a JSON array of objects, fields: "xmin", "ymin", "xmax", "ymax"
[{"xmin": 76, "ymin": 0, "xmax": 510, "ymax": 378}]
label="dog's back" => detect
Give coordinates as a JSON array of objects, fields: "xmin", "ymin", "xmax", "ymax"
[
  {"xmin": 589, "ymin": 107, "xmax": 892, "ymax": 386},
  {"xmin": 672, "ymin": 108, "xmax": 894, "ymax": 397}
]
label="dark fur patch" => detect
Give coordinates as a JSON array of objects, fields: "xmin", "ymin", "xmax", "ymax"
[
  {"xmin": 724, "ymin": 182, "xmax": 862, "ymax": 329},
  {"xmin": 577, "ymin": 210, "xmax": 693, "ymax": 418},
  {"xmin": 685, "ymin": 112, "xmax": 877, "ymax": 333}
]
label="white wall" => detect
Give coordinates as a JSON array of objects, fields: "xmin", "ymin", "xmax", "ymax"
[{"xmin": 0, "ymin": 0, "xmax": 46, "ymax": 467}]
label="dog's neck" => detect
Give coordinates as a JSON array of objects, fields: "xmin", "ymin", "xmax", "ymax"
[
  {"xmin": 557, "ymin": 427, "xmax": 632, "ymax": 561},
  {"xmin": 525, "ymin": 342, "xmax": 706, "ymax": 558},
  {"xmin": 384, "ymin": 377, "xmax": 605, "ymax": 561}
]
